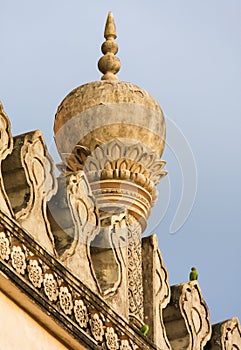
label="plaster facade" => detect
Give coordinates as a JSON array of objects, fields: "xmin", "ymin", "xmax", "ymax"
[{"xmin": 0, "ymin": 291, "xmax": 70, "ymax": 350}]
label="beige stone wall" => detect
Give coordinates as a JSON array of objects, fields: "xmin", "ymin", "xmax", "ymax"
[{"xmin": 0, "ymin": 291, "xmax": 69, "ymax": 350}]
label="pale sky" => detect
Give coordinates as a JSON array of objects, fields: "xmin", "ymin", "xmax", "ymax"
[{"xmin": 1, "ymin": 1, "xmax": 241, "ymax": 324}]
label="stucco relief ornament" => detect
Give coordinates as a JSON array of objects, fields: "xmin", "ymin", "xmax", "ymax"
[
  {"xmin": 43, "ymin": 270, "xmax": 59, "ymax": 302},
  {"xmin": 27, "ymin": 256, "xmax": 43, "ymax": 288},
  {"xmin": 105, "ymin": 325, "xmax": 120, "ymax": 350},
  {"xmin": 120, "ymin": 338, "xmax": 131, "ymax": 350},
  {"xmin": 11, "ymin": 242, "xmax": 26, "ymax": 274},
  {"xmin": 90, "ymin": 312, "xmax": 105, "ymax": 342},
  {"xmin": 0, "ymin": 228, "xmax": 10, "ymax": 261},
  {"xmin": 74, "ymin": 298, "xmax": 89, "ymax": 328},
  {"xmin": 59, "ymin": 284, "xmax": 73, "ymax": 315}
]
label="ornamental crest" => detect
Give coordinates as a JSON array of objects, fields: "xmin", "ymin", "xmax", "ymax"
[
  {"xmin": 90, "ymin": 312, "xmax": 104, "ymax": 342},
  {"xmin": 105, "ymin": 326, "xmax": 119, "ymax": 350},
  {"xmin": 120, "ymin": 338, "xmax": 131, "ymax": 350},
  {"xmin": 43, "ymin": 271, "xmax": 59, "ymax": 302},
  {"xmin": 0, "ymin": 229, "xmax": 10, "ymax": 261},
  {"xmin": 11, "ymin": 243, "xmax": 26, "ymax": 274},
  {"xmin": 74, "ymin": 299, "xmax": 89, "ymax": 328},
  {"xmin": 59, "ymin": 285, "xmax": 73, "ymax": 315},
  {"xmin": 27, "ymin": 257, "xmax": 43, "ymax": 288}
]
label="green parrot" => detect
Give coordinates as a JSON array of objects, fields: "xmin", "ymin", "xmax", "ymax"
[
  {"xmin": 189, "ymin": 267, "xmax": 198, "ymax": 281},
  {"xmin": 140, "ymin": 324, "xmax": 149, "ymax": 336}
]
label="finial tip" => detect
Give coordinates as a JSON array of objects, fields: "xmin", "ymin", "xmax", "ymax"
[
  {"xmin": 98, "ymin": 12, "xmax": 120, "ymax": 80},
  {"xmin": 104, "ymin": 11, "xmax": 117, "ymax": 40}
]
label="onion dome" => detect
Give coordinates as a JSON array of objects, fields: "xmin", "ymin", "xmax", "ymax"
[{"xmin": 54, "ymin": 12, "xmax": 166, "ymax": 163}]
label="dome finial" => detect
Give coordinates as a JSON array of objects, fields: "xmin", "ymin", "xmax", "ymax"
[{"xmin": 98, "ymin": 12, "xmax": 121, "ymax": 80}]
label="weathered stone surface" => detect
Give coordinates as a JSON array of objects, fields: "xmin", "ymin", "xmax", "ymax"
[
  {"xmin": 0, "ymin": 102, "xmax": 13, "ymax": 216},
  {"xmin": 163, "ymin": 281, "xmax": 212, "ymax": 350},
  {"xmin": 91, "ymin": 209, "xmax": 129, "ymax": 319},
  {"xmin": 53, "ymin": 4, "xmax": 168, "ymax": 319},
  {"xmin": 83, "ymin": 139, "xmax": 167, "ymax": 225},
  {"xmin": 49, "ymin": 171, "xmax": 130, "ymax": 320},
  {"xmin": 127, "ymin": 213, "xmax": 144, "ymax": 325},
  {"xmin": 54, "ymin": 81, "xmax": 166, "ymax": 159},
  {"xmin": 56, "ymin": 138, "xmax": 167, "ymax": 322},
  {"xmin": 48, "ymin": 172, "xmax": 99, "ymax": 293},
  {"xmin": 0, "ymin": 211, "xmax": 160, "ymax": 350},
  {"xmin": 47, "ymin": 176, "xmax": 76, "ymax": 257},
  {"xmin": 142, "ymin": 234, "xmax": 171, "ymax": 349},
  {"xmin": 206, "ymin": 317, "xmax": 241, "ymax": 350},
  {"xmin": 2, "ymin": 130, "xmax": 57, "ymax": 254},
  {"xmin": 54, "ymin": 10, "xmax": 165, "ymax": 162},
  {"xmin": 98, "ymin": 11, "xmax": 120, "ymax": 81}
]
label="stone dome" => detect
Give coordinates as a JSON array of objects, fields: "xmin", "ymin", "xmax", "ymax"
[
  {"xmin": 54, "ymin": 12, "xmax": 166, "ymax": 161},
  {"xmin": 54, "ymin": 80, "xmax": 166, "ymax": 158}
]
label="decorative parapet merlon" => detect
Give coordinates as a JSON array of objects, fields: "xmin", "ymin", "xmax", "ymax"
[
  {"xmin": 0, "ymin": 102, "xmax": 13, "ymax": 216},
  {"xmin": 142, "ymin": 234, "xmax": 171, "ymax": 350},
  {"xmin": 206, "ymin": 317, "xmax": 241, "ymax": 350},
  {"xmin": 163, "ymin": 281, "xmax": 212, "ymax": 350},
  {"xmin": 2, "ymin": 130, "xmax": 57, "ymax": 254},
  {"xmin": 48, "ymin": 172, "xmax": 99, "ymax": 294},
  {"xmin": 0, "ymin": 211, "xmax": 160, "ymax": 350}
]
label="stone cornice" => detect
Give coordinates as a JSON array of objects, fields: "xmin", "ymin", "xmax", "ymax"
[{"xmin": 0, "ymin": 210, "xmax": 160, "ymax": 350}]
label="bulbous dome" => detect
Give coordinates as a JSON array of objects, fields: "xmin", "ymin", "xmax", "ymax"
[
  {"xmin": 54, "ymin": 12, "xmax": 166, "ymax": 161},
  {"xmin": 54, "ymin": 80, "xmax": 166, "ymax": 159}
]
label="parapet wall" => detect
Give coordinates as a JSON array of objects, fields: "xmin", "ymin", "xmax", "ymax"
[{"xmin": 0, "ymin": 102, "xmax": 240, "ymax": 350}]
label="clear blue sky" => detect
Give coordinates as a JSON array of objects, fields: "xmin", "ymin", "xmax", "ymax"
[{"xmin": 1, "ymin": 1, "xmax": 241, "ymax": 324}]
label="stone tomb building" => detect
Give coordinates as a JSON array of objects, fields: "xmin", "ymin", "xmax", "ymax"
[{"xmin": 0, "ymin": 12, "xmax": 240, "ymax": 350}]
